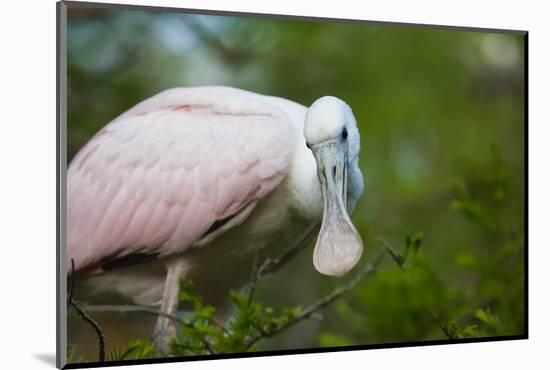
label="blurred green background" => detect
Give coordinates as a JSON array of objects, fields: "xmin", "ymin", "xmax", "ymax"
[{"xmin": 66, "ymin": 4, "xmax": 525, "ymax": 361}]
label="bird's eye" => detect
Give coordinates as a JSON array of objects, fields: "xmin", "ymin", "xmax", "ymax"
[{"xmin": 341, "ymin": 127, "xmax": 348, "ymax": 140}]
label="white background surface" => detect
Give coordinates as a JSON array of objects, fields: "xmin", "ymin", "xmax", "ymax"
[{"xmin": 0, "ymin": 0, "xmax": 546, "ymax": 369}]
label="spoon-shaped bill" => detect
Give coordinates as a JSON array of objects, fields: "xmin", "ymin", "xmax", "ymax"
[{"xmin": 311, "ymin": 142, "xmax": 363, "ymax": 277}]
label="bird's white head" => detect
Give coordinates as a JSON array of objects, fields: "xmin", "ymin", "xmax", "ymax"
[{"xmin": 304, "ymin": 96, "xmax": 363, "ymax": 277}]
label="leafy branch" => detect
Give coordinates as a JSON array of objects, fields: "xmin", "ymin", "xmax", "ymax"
[
  {"xmin": 79, "ymin": 247, "xmax": 389, "ymax": 358},
  {"xmin": 241, "ymin": 248, "xmax": 387, "ymax": 351},
  {"xmin": 82, "ymin": 303, "xmax": 216, "ymax": 355}
]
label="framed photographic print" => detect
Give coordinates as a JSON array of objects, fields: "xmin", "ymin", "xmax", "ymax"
[{"xmin": 56, "ymin": 1, "xmax": 527, "ymax": 368}]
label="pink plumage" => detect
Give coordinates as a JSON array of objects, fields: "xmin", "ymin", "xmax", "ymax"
[
  {"xmin": 66, "ymin": 86, "xmax": 366, "ymax": 354},
  {"xmin": 67, "ymin": 86, "xmax": 294, "ymax": 274}
]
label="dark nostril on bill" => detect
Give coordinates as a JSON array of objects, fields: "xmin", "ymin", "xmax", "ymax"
[{"xmin": 333, "ymin": 166, "xmax": 337, "ymax": 178}]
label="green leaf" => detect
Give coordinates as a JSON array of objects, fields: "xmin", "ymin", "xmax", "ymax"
[
  {"xmin": 475, "ymin": 308, "xmax": 505, "ymax": 336},
  {"xmin": 459, "ymin": 325, "xmax": 480, "ymax": 338}
]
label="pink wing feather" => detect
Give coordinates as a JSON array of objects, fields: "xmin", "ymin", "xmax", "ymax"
[{"xmin": 68, "ymin": 87, "xmax": 294, "ymax": 273}]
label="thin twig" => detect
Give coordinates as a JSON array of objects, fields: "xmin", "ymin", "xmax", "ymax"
[
  {"xmin": 243, "ymin": 248, "xmax": 387, "ymax": 350},
  {"xmin": 247, "ymin": 254, "xmax": 292, "ymax": 304},
  {"xmin": 82, "ymin": 304, "xmax": 215, "ymax": 355},
  {"xmin": 261, "ymin": 226, "xmax": 320, "ymax": 277},
  {"xmin": 246, "ymin": 226, "xmax": 320, "ymax": 305},
  {"xmin": 375, "ymin": 242, "xmax": 453, "ymax": 340},
  {"xmin": 68, "ymin": 259, "xmax": 75, "ymax": 305},
  {"xmin": 378, "ymin": 238, "xmax": 404, "ymax": 269},
  {"xmin": 247, "ymin": 252, "xmax": 261, "ymax": 305},
  {"xmin": 69, "ymin": 298, "xmax": 106, "ymax": 362},
  {"xmin": 67, "ymin": 259, "xmax": 105, "ymax": 362},
  {"xmin": 83, "ymin": 304, "xmax": 185, "ymax": 323}
]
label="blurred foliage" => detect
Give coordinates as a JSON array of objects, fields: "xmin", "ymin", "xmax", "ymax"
[
  {"xmin": 66, "ymin": 3, "xmax": 525, "ymax": 362},
  {"xmin": 321, "ymin": 147, "xmax": 524, "ymax": 345}
]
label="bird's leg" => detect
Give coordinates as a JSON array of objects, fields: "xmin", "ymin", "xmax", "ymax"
[{"xmin": 152, "ymin": 260, "xmax": 186, "ymax": 356}]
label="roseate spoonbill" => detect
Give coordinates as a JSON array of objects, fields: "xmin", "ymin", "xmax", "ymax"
[{"xmin": 67, "ymin": 86, "xmax": 364, "ymax": 352}]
